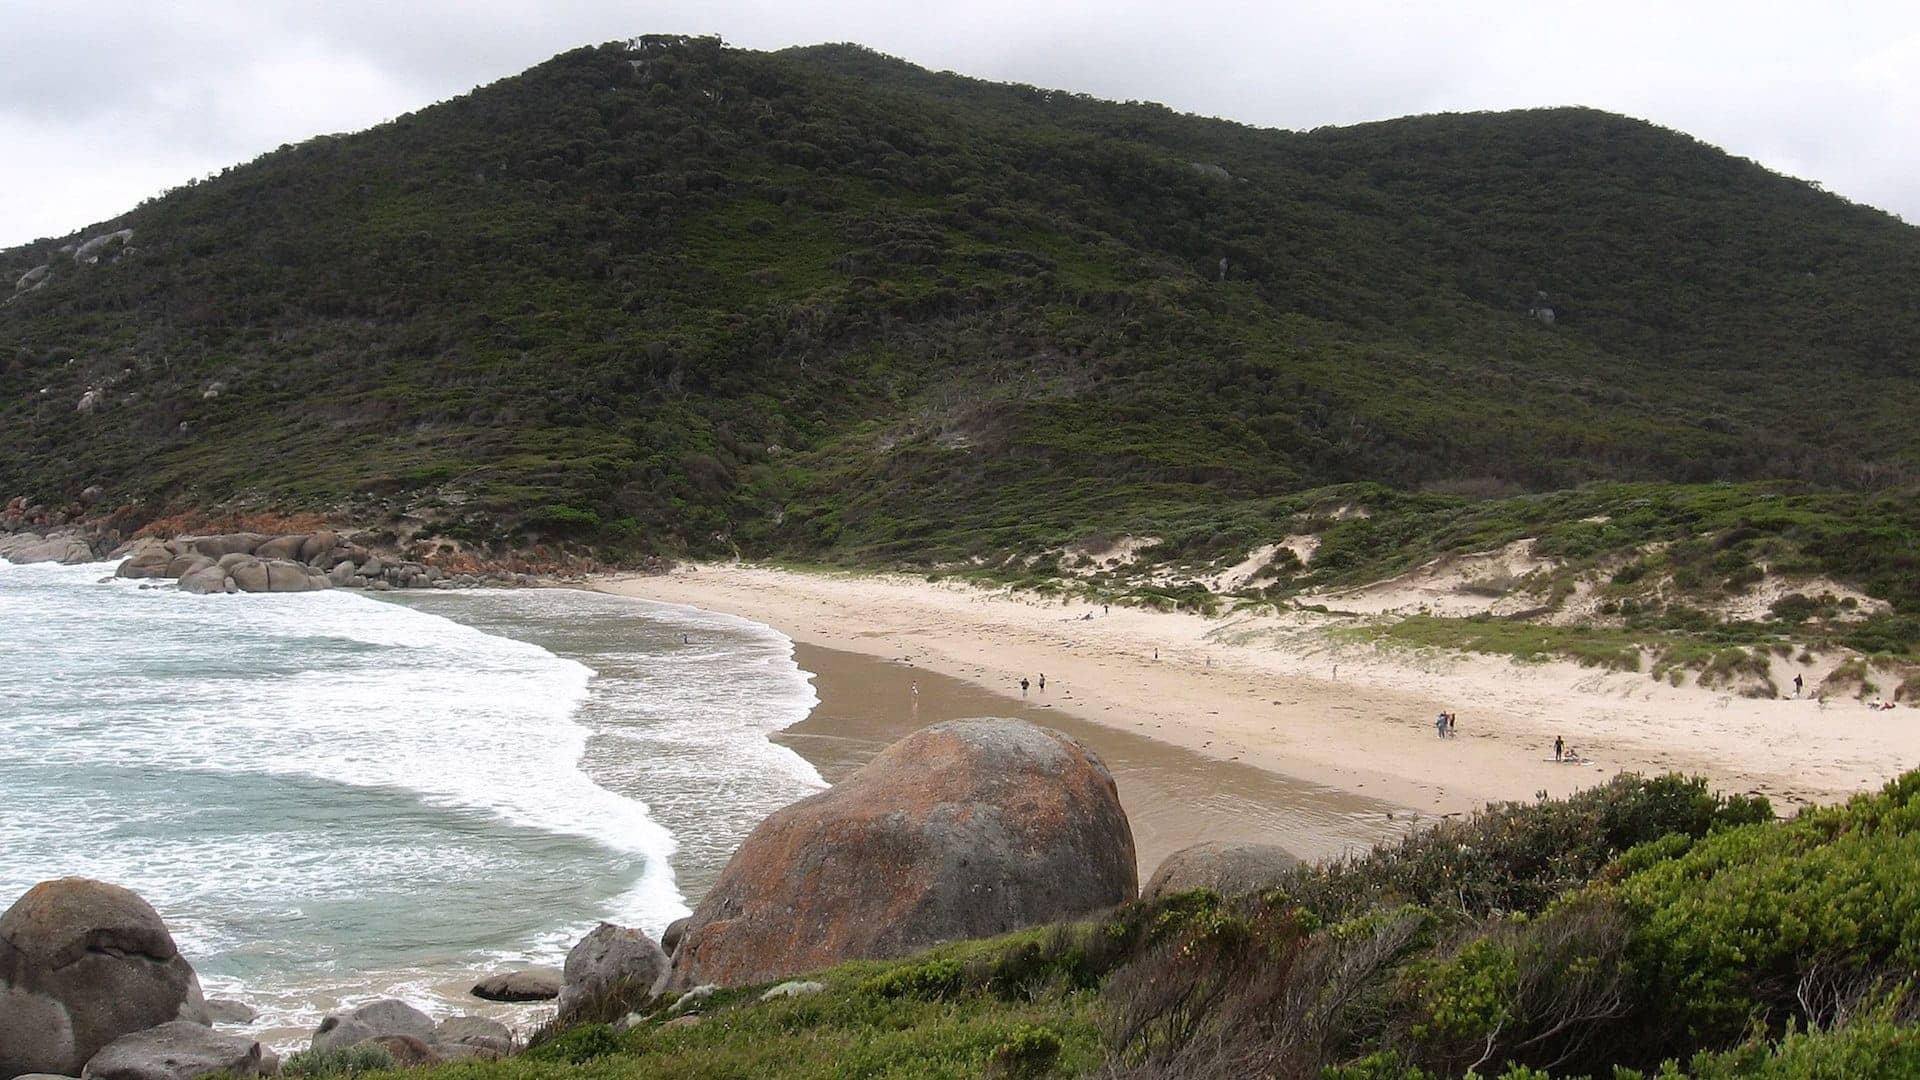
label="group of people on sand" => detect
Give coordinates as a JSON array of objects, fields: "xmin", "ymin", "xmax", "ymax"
[
  {"xmin": 1434, "ymin": 711, "xmax": 1457, "ymax": 738},
  {"xmin": 1020, "ymin": 672, "xmax": 1047, "ymax": 697},
  {"xmin": 1552, "ymin": 735, "xmax": 1587, "ymax": 764}
]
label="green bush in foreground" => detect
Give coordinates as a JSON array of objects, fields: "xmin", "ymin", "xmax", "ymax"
[{"xmin": 282, "ymin": 1043, "xmax": 397, "ymax": 1078}]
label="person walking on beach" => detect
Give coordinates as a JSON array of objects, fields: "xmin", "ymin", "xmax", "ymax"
[
  {"xmin": 1020, "ymin": 677, "xmax": 1030, "ymax": 698},
  {"xmin": 1038, "ymin": 673, "xmax": 1047, "ymax": 692},
  {"xmin": 1794, "ymin": 673, "xmax": 1805, "ymax": 698},
  {"xmin": 1448, "ymin": 713, "xmax": 1457, "ymax": 737},
  {"xmin": 1554, "ymin": 735, "xmax": 1564, "ymax": 761},
  {"xmin": 1436, "ymin": 712, "xmax": 1448, "ymax": 739}
]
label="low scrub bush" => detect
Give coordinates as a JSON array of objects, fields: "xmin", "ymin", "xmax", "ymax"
[{"xmin": 281, "ymin": 1044, "xmax": 396, "ymax": 1078}]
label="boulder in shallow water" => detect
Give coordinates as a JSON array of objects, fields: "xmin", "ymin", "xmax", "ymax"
[
  {"xmin": 164, "ymin": 554, "xmax": 212, "ymax": 579},
  {"xmin": 665, "ymin": 718, "xmax": 1136, "ymax": 990},
  {"xmin": 113, "ymin": 541, "xmax": 173, "ymax": 579},
  {"xmin": 1141, "ymin": 841, "xmax": 1300, "ymax": 902},
  {"xmin": 309, "ymin": 999, "xmax": 433, "ymax": 1054},
  {"xmin": 0, "ymin": 879, "xmax": 205, "ymax": 1078},
  {"xmin": 79, "ymin": 1022, "xmax": 265, "ymax": 1080},
  {"xmin": 202, "ymin": 999, "xmax": 256, "ymax": 1026},
  {"xmin": 263, "ymin": 561, "xmax": 326, "ymax": 592},
  {"xmin": 470, "ymin": 966, "xmax": 561, "ymax": 1002},
  {"xmin": 175, "ymin": 566, "xmax": 229, "ymax": 595},
  {"xmin": 558, "ymin": 923, "xmax": 669, "ymax": 1019}
]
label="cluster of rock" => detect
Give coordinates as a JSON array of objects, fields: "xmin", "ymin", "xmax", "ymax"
[
  {"xmin": 109, "ymin": 532, "xmax": 520, "ymax": 594},
  {"xmin": 9, "ymin": 229, "xmax": 134, "ymax": 304},
  {"xmin": 0, "ymin": 879, "xmax": 519, "ymax": 1080},
  {"xmin": 306, "ymin": 1000, "xmax": 512, "ymax": 1067},
  {"xmin": 0, "ymin": 532, "xmax": 95, "ymax": 565}
]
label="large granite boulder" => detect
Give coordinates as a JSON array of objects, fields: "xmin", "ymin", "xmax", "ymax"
[
  {"xmin": 227, "ymin": 559, "xmax": 270, "ymax": 593},
  {"xmin": 470, "ymin": 966, "xmax": 561, "ymax": 1003},
  {"xmin": 175, "ymin": 566, "xmax": 231, "ymax": 595},
  {"xmin": 181, "ymin": 534, "xmax": 266, "ymax": 559},
  {"xmin": 666, "ymin": 718, "xmax": 1136, "ymax": 989},
  {"xmin": 0, "ymin": 879, "xmax": 204, "ymax": 1078},
  {"xmin": 163, "ymin": 554, "xmax": 212, "ymax": 579},
  {"xmin": 297, "ymin": 532, "xmax": 339, "ymax": 564},
  {"xmin": 433, "ymin": 1017, "xmax": 511, "ymax": 1057},
  {"xmin": 113, "ymin": 541, "xmax": 175, "ymax": 580},
  {"xmin": 79, "ymin": 1022, "xmax": 267, "ymax": 1080},
  {"xmin": 263, "ymin": 562, "xmax": 326, "ymax": 592},
  {"xmin": 251, "ymin": 536, "xmax": 306, "ymax": 562},
  {"xmin": 1141, "ymin": 841, "xmax": 1300, "ymax": 902},
  {"xmin": 557, "ymin": 923, "xmax": 669, "ymax": 1019},
  {"xmin": 309, "ymin": 999, "xmax": 433, "ymax": 1054}
]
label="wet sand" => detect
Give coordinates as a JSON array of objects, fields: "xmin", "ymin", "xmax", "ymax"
[{"xmin": 780, "ymin": 642, "xmax": 1409, "ymax": 876}]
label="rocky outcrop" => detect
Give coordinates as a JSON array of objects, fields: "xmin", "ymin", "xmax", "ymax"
[
  {"xmin": 665, "ymin": 718, "xmax": 1137, "ymax": 989},
  {"xmin": 1141, "ymin": 841, "xmax": 1300, "ymax": 902},
  {"xmin": 309, "ymin": 999, "xmax": 433, "ymax": 1054},
  {"xmin": 558, "ymin": 923, "xmax": 670, "ymax": 1019},
  {"xmin": 0, "ymin": 879, "xmax": 206, "ymax": 1078},
  {"xmin": 4, "ymin": 515, "xmax": 541, "ymax": 594},
  {"xmin": 72, "ymin": 230, "xmax": 134, "ymax": 266},
  {"xmin": 470, "ymin": 967, "xmax": 561, "ymax": 1003},
  {"xmin": 661, "ymin": 917, "xmax": 689, "ymax": 956},
  {"xmin": 0, "ymin": 532, "xmax": 94, "ymax": 565},
  {"xmin": 79, "ymin": 1022, "xmax": 267, "ymax": 1080}
]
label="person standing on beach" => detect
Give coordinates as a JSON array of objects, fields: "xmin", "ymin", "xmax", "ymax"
[
  {"xmin": 1794, "ymin": 673, "xmax": 1805, "ymax": 697},
  {"xmin": 1436, "ymin": 712, "xmax": 1448, "ymax": 739},
  {"xmin": 1448, "ymin": 713, "xmax": 1457, "ymax": 737},
  {"xmin": 1021, "ymin": 677, "xmax": 1030, "ymax": 697},
  {"xmin": 1038, "ymin": 673, "xmax": 1046, "ymax": 692},
  {"xmin": 1554, "ymin": 735, "xmax": 1564, "ymax": 761}
]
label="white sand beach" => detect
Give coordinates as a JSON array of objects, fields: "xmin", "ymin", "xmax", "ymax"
[{"xmin": 598, "ymin": 563, "xmax": 1920, "ymax": 816}]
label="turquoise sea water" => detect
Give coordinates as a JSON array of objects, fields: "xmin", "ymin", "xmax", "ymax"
[{"xmin": 0, "ymin": 560, "xmax": 822, "ymax": 1035}]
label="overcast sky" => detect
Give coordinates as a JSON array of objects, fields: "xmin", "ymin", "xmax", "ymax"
[{"xmin": 3, "ymin": 1, "xmax": 1917, "ymax": 248}]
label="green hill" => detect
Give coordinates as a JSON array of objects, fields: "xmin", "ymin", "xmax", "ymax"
[{"xmin": 4, "ymin": 35, "xmax": 1918, "ymax": 572}]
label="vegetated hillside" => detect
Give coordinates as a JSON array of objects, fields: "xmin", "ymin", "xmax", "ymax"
[{"xmin": 4, "ymin": 35, "xmax": 1919, "ymax": 570}]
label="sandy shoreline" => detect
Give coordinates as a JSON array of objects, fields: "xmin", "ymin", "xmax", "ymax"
[
  {"xmin": 779, "ymin": 641, "xmax": 1406, "ymax": 872},
  {"xmin": 599, "ymin": 564, "xmax": 1920, "ymax": 817}
]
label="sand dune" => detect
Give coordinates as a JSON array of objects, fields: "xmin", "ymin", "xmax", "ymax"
[{"xmin": 596, "ymin": 564, "xmax": 1920, "ymax": 815}]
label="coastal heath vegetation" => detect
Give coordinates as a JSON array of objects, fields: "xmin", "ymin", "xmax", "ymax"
[{"xmin": 360, "ymin": 771, "xmax": 1920, "ymax": 1078}]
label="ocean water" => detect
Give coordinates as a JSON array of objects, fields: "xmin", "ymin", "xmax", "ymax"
[{"xmin": 0, "ymin": 559, "xmax": 823, "ymax": 1036}]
